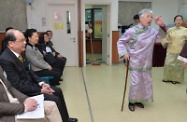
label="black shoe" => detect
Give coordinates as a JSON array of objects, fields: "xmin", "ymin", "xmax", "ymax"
[
  {"xmin": 59, "ymin": 78, "xmax": 63, "ymax": 81},
  {"xmin": 135, "ymin": 102, "xmax": 144, "ymax": 108},
  {"xmin": 67, "ymin": 118, "xmax": 78, "ymax": 122},
  {"xmin": 172, "ymin": 81, "xmax": 180, "ymax": 84},
  {"xmin": 172, "ymin": 81, "xmax": 177, "ymax": 84},
  {"xmin": 56, "ymin": 81, "xmax": 61, "ymax": 85},
  {"xmin": 162, "ymin": 80, "xmax": 171, "ymax": 83},
  {"xmin": 128, "ymin": 103, "xmax": 135, "ymax": 112}
]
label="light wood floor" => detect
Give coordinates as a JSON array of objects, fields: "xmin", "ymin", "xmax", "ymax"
[{"xmin": 60, "ymin": 63, "xmax": 187, "ymax": 122}]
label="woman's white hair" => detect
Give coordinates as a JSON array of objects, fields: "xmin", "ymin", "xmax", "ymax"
[{"xmin": 139, "ymin": 9, "xmax": 153, "ymax": 17}]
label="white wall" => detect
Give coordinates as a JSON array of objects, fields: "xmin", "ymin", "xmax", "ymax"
[
  {"xmin": 26, "ymin": 0, "xmax": 46, "ymax": 31},
  {"xmin": 26, "ymin": 0, "xmax": 78, "ymax": 31},
  {"xmin": 180, "ymin": 4, "xmax": 187, "ymax": 20},
  {"xmin": 117, "ymin": 0, "xmax": 180, "ymax": 29},
  {"xmin": 179, "ymin": 0, "xmax": 187, "ymax": 20},
  {"xmin": 26, "ymin": 0, "xmax": 118, "ymax": 32},
  {"xmin": 26, "ymin": 0, "xmax": 182, "ymax": 34},
  {"xmin": 151, "ymin": 0, "xmax": 180, "ymax": 29}
]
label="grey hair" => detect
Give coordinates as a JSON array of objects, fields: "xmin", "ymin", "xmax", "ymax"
[{"xmin": 139, "ymin": 9, "xmax": 153, "ymax": 17}]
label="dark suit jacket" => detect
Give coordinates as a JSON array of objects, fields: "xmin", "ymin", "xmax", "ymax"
[
  {"xmin": 37, "ymin": 42, "xmax": 60, "ymax": 57},
  {"xmin": 0, "ymin": 48, "xmax": 42, "ymax": 96},
  {"xmin": 0, "ymin": 66, "xmax": 27, "ymax": 122},
  {"xmin": 47, "ymin": 41, "xmax": 60, "ymax": 56}
]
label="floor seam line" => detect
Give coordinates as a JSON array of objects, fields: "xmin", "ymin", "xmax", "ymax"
[{"xmin": 81, "ymin": 68, "xmax": 94, "ymax": 122}]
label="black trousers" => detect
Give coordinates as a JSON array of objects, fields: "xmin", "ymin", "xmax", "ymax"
[
  {"xmin": 58, "ymin": 57, "xmax": 67, "ymax": 73},
  {"xmin": 51, "ymin": 57, "xmax": 66, "ymax": 75},
  {"xmin": 34, "ymin": 68, "xmax": 62, "ymax": 85},
  {"xmin": 44, "ymin": 86, "xmax": 69, "ymax": 122}
]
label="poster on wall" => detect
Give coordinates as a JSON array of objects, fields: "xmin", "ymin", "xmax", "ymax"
[{"xmin": 54, "ymin": 12, "xmax": 64, "ymax": 30}]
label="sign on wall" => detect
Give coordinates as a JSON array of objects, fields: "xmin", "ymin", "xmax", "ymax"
[{"xmin": 54, "ymin": 12, "xmax": 64, "ymax": 30}]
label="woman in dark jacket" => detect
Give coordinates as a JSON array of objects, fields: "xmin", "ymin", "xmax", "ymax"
[{"xmin": 37, "ymin": 32, "xmax": 66, "ymax": 76}]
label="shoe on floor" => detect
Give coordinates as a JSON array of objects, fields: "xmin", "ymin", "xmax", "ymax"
[
  {"xmin": 162, "ymin": 80, "xmax": 171, "ymax": 83},
  {"xmin": 135, "ymin": 102, "xmax": 144, "ymax": 108},
  {"xmin": 172, "ymin": 81, "xmax": 180, "ymax": 84},
  {"xmin": 67, "ymin": 118, "xmax": 78, "ymax": 122},
  {"xmin": 128, "ymin": 102, "xmax": 135, "ymax": 112}
]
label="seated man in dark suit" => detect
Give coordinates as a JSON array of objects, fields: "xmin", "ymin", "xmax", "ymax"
[
  {"xmin": 0, "ymin": 29, "xmax": 77, "ymax": 122},
  {"xmin": 0, "ymin": 66, "xmax": 62, "ymax": 122},
  {"xmin": 46, "ymin": 30, "xmax": 67, "ymax": 71}
]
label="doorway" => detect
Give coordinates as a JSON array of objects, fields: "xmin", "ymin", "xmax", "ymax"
[{"xmin": 85, "ymin": 5, "xmax": 110, "ymax": 65}]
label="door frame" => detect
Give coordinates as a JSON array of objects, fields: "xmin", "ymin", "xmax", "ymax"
[{"xmin": 82, "ymin": 3, "xmax": 112, "ymax": 66}]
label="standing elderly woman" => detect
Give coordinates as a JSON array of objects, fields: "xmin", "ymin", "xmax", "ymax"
[
  {"xmin": 162, "ymin": 15, "xmax": 187, "ymax": 84},
  {"xmin": 117, "ymin": 9, "xmax": 167, "ymax": 112}
]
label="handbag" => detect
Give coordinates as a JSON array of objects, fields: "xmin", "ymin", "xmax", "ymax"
[{"xmin": 44, "ymin": 53, "xmax": 56, "ymax": 64}]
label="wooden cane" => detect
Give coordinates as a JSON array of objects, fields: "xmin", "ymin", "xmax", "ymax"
[
  {"xmin": 90, "ymin": 33, "xmax": 94, "ymax": 62},
  {"xmin": 121, "ymin": 58, "xmax": 130, "ymax": 111}
]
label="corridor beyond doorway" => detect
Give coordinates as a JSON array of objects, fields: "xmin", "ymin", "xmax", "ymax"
[{"xmin": 85, "ymin": 5, "xmax": 110, "ymax": 65}]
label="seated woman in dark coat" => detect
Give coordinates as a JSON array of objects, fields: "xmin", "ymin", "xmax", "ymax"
[{"xmin": 37, "ymin": 32, "xmax": 66, "ymax": 76}]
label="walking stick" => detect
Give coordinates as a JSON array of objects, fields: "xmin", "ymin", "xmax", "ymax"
[
  {"xmin": 90, "ymin": 32, "xmax": 94, "ymax": 62},
  {"xmin": 121, "ymin": 58, "xmax": 130, "ymax": 111}
]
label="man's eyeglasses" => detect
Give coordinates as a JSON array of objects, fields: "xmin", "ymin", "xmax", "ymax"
[{"xmin": 15, "ymin": 38, "xmax": 26, "ymax": 42}]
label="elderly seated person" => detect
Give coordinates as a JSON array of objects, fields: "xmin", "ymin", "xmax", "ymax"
[
  {"xmin": 0, "ymin": 66, "xmax": 62, "ymax": 122},
  {"xmin": 37, "ymin": 32, "xmax": 65, "ymax": 76}
]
